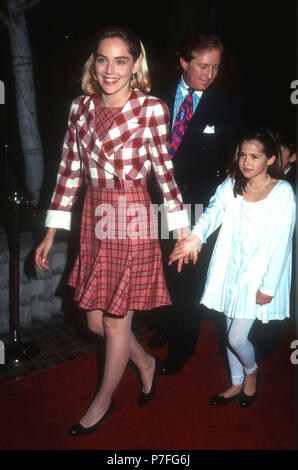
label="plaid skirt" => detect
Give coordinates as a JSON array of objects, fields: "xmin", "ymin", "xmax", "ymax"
[{"xmin": 68, "ymin": 183, "xmax": 172, "ymax": 316}]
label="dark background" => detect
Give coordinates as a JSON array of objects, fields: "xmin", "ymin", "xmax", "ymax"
[
  {"xmin": 0, "ymin": 2, "xmax": 296, "ymax": 443},
  {"xmin": 0, "ymin": 0, "xmax": 296, "ymax": 210}
]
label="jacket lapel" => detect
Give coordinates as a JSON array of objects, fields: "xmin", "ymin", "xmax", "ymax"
[
  {"xmin": 75, "ymin": 91, "xmax": 146, "ymax": 165},
  {"xmin": 166, "ymin": 83, "xmax": 215, "ymax": 135},
  {"xmin": 100, "ymin": 90, "xmax": 146, "ymax": 157},
  {"xmin": 166, "ymin": 83, "xmax": 178, "ymax": 127},
  {"xmin": 189, "ymin": 88, "xmax": 211, "ymax": 129},
  {"xmin": 74, "ymin": 96, "xmax": 102, "ymax": 161}
]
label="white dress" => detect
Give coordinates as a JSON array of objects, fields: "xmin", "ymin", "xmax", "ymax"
[{"xmin": 192, "ymin": 178, "xmax": 296, "ymax": 323}]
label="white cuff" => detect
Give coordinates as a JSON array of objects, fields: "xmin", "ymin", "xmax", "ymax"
[
  {"xmin": 45, "ymin": 210, "xmax": 71, "ymax": 231},
  {"xmin": 166, "ymin": 208, "xmax": 189, "ymax": 232},
  {"xmin": 259, "ymin": 286, "xmax": 275, "ymax": 297}
]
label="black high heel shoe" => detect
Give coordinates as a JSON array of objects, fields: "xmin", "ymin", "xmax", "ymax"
[
  {"xmin": 210, "ymin": 391, "xmax": 242, "ymax": 406},
  {"xmin": 138, "ymin": 356, "xmax": 160, "ymax": 407},
  {"xmin": 69, "ymin": 400, "xmax": 114, "ymax": 436},
  {"xmin": 239, "ymin": 373, "xmax": 259, "ymax": 408}
]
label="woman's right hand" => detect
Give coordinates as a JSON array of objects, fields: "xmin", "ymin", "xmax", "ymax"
[{"xmin": 35, "ymin": 228, "xmax": 56, "ymax": 270}]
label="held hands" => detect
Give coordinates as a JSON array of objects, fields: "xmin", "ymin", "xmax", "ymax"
[
  {"xmin": 169, "ymin": 233, "xmax": 202, "ymax": 272},
  {"xmin": 175, "ymin": 226, "xmax": 190, "ymax": 241},
  {"xmin": 256, "ymin": 291, "xmax": 273, "ymax": 306},
  {"xmin": 174, "ymin": 227, "xmax": 191, "ymax": 272}
]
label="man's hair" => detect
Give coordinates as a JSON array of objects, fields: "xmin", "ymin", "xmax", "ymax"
[
  {"xmin": 276, "ymin": 131, "xmax": 296, "ymax": 156},
  {"xmin": 177, "ymin": 31, "xmax": 223, "ymax": 62}
]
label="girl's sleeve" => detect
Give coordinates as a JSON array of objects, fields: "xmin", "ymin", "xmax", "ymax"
[
  {"xmin": 45, "ymin": 98, "xmax": 84, "ymax": 230},
  {"xmin": 259, "ymin": 184, "xmax": 296, "ymax": 296},
  {"xmin": 192, "ymin": 178, "xmax": 233, "ymax": 243},
  {"xmin": 148, "ymin": 99, "xmax": 189, "ymax": 231}
]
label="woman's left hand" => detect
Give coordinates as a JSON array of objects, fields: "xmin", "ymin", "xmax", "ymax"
[{"xmin": 256, "ymin": 291, "xmax": 273, "ymax": 305}]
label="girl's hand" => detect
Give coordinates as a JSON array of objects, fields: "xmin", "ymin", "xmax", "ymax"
[
  {"xmin": 35, "ymin": 228, "xmax": 56, "ymax": 270},
  {"xmin": 169, "ymin": 234, "xmax": 201, "ymax": 272},
  {"xmin": 256, "ymin": 290, "xmax": 273, "ymax": 305},
  {"xmin": 173, "ymin": 226, "xmax": 191, "ymax": 272}
]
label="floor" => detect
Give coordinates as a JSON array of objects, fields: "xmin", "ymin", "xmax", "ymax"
[{"xmin": 0, "ymin": 312, "xmax": 154, "ymax": 383}]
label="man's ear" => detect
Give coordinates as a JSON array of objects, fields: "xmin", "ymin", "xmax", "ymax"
[
  {"xmin": 179, "ymin": 57, "xmax": 188, "ymax": 72},
  {"xmin": 290, "ymin": 152, "xmax": 296, "ymax": 163}
]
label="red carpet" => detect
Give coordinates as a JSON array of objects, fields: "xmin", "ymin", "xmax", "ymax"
[{"xmin": 0, "ymin": 317, "xmax": 295, "ymax": 450}]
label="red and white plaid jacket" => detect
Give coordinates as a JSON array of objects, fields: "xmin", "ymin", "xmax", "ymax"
[{"xmin": 45, "ymin": 89, "xmax": 189, "ymax": 231}]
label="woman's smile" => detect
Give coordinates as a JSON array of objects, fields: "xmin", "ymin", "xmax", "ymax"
[{"xmin": 94, "ymin": 37, "xmax": 140, "ymax": 105}]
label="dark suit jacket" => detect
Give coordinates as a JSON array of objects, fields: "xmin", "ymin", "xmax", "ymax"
[
  {"xmin": 285, "ymin": 164, "xmax": 296, "ymax": 192},
  {"xmin": 151, "ymin": 81, "xmax": 245, "ymax": 210}
]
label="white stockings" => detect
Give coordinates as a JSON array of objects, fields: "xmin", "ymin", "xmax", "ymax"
[{"xmin": 225, "ymin": 317, "xmax": 258, "ymax": 385}]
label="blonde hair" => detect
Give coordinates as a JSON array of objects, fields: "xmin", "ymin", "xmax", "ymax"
[{"xmin": 82, "ymin": 26, "xmax": 151, "ymax": 95}]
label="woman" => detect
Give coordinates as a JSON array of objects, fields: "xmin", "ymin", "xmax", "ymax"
[{"xmin": 35, "ymin": 25, "xmax": 189, "ymax": 435}]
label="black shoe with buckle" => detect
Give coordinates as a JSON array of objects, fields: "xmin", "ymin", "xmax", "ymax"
[{"xmin": 210, "ymin": 392, "xmax": 242, "ymax": 406}]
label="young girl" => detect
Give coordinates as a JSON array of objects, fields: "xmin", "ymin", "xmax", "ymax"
[
  {"xmin": 35, "ymin": 25, "xmax": 189, "ymax": 435},
  {"xmin": 169, "ymin": 128, "xmax": 296, "ymax": 407}
]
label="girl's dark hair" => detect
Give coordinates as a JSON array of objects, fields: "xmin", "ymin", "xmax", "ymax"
[{"xmin": 229, "ymin": 127, "xmax": 286, "ymax": 197}]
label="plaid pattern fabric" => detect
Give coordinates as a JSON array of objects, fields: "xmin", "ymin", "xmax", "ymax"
[
  {"xmin": 169, "ymin": 87, "xmax": 194, "ymax": 157},
  {"xmin": 95, "ymin": 106, "xmax": 122, "ymax": 139},
  {"xmin": 49, "ymin": 89, "xmax": 184, "ymax": 213},
  {"xmin": 68, "ymin": 185, "xmax": 171, "ymax": 315}
]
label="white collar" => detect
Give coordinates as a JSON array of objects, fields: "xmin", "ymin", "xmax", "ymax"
[
  {"xmin": 284, "ymin": 166, "xmax": 291, "ymax": 175},
  {"xmin": 180, "ymin": 76, "xmax": 203, "ymax": 98}
]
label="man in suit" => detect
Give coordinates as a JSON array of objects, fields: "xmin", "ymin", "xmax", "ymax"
[
  {"xmin": 148, "ymin": 31, "xmax": 244, "ymax": 374},
  {"xmin": 280, "ymin": 138, "xmax": 296, "ymax": 192}
]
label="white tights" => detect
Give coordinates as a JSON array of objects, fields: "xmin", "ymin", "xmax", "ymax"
[{"xmin": 225, "ymin": 317, "xmax": 258, "ymax": 385}]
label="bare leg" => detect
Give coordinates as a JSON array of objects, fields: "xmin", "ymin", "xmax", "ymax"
[
  {"xmin": 87, "ymin": 309, "xmax": 155, "ymax": 392},
  {"xmin": 80, "ymin": 310, "xmax": 155, "ymax": 427},
  {"xmin": 129, "ymin": 330, "xmax": 156, "ymax": 393}
]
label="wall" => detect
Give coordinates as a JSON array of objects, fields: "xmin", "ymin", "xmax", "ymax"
[{"xmin": 0, "ymin": 228, "xmax": 68, "ymax": 333}]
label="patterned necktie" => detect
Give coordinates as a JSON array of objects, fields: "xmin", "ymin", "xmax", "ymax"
[{"xmin": 169, "ymin": 87, "xmax": 194, "ymax": 157}]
